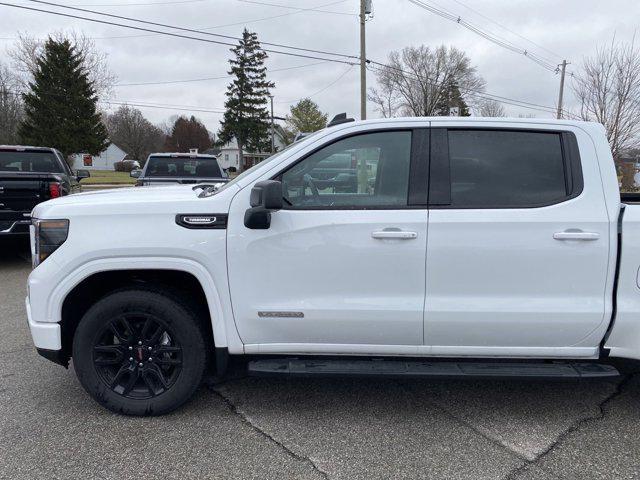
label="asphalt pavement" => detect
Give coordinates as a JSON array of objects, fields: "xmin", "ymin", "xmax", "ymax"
[{"xmin": 1, "ymin": 238, "xmax": 638, "ymax": 479}]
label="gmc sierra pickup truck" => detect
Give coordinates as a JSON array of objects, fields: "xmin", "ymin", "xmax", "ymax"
[
  {"xmin": 1, "ymin": 146, "xmax": 89, "ymax": 235},
  {"xmin": 26, "ymin": 117, "xmax": 640, "ymax": 416}
]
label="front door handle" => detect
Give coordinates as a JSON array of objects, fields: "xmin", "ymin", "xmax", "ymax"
[
  {"xmin": 553, "ymin": 231, "xmax": 600, "ymax": 241},
  {"xmin": 371, "ymin": 230, "xmax": 418, "ymax": 240}
]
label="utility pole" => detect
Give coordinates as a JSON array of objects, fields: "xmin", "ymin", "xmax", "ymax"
[
  {"xmin": 556, "ymin": 60, "xmax": 568, "ymax": 119},
  {"xmin": 269, "ymin": 95, "xmax": 275, "ymax": 154},
  {"xmin": 359, "ymin": 0, "xmax": 368, "ymax": 120}
]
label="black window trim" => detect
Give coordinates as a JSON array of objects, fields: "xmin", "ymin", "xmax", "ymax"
[
  {"xmin": 271, "ymin": 127, "xmax": 430, "ymax": 211},
  {"xmin": 428, "ymin": 127, "xmax": 584, "ymax": 210}
]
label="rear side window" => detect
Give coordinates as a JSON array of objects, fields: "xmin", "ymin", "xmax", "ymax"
[{"xmin": 448, "ymin": 130, "xmax": 568, "ymax": 207}]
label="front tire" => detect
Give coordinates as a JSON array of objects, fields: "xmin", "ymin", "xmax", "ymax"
[{"xmin": 72, "ymin": 288, "xmax": 208, "ymax": 416}]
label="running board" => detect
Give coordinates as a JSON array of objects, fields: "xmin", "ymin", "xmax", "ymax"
[{"xmin": 247, "ymin": 358, "xmax": 619, "ymax": 379}]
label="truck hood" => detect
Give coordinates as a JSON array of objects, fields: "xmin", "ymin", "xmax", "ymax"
[{"xmin": 32, "ymin": 183, "xmax": 239, "ymax": 219}]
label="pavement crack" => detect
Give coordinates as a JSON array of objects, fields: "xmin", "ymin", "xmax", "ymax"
[
  {"xmin": 502, "ymin": 373, "xmax": 636, "ymax": 480},
  {"xmin": 396, "ymin": 381, "xmax": 531, "ymax": 463},
  {"xmin": 210, "ymin": 387, "xmax": 330, "ymax": 480}
]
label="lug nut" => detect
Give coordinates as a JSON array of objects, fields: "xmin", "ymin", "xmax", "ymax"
[
  {"xmin": 129, "ymin": 357, "xmax": 133, "ymax": 361},
  {"xmin": 148, "ymin": 347, "xmax": 152, "ymax": 351},
  {"xmin": 148, "ymin": 357, "xmax": 153, "ymax": 361},
  {"xmin": 138, "ymin": 341, "xmax": 142, "ymax": 345},
  {"xmin": 128, "ymin": 346, "xmax": 133, "ymax": 351},
  {"xmin": 138, "ymin": 362, "xmax": 144, "ymax": 367}
]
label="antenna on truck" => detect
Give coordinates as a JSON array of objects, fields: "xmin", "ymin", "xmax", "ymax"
[{"xmin": 327, "ymin": 113, "xmax": 355, "ymax": 128}]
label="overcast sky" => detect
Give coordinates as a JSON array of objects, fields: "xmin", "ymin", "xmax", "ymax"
[{"xmin": 1, "ymin": 0, "xmax": 639, "ymax": 132}]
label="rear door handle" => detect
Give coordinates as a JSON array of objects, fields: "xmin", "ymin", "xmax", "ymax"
[
  {"xmin": 553, "ymin": 231, "xmax": 600, "ymax": 241},
  {"xmin": 371, "ymin": 230, "xmax": 418, "ymax": 240}
]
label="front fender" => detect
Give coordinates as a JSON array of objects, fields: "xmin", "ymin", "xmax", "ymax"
[{"xmin": 28, "ymin": 256, "xmax": 239, "ymax": 351}]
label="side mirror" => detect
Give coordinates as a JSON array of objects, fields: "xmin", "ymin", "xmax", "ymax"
[
  {"xmin": 130, "ymin": 170, "xmax": 142, "ymax": 178},
  {"xmin": 244, "ymin": 180, "xmax": 283, "ymax": 229},
  {"xmin": 76, "ymin": 169, "xmax": 90, "ymax": 181}
]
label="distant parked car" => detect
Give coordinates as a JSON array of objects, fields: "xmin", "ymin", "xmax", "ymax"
[
  {"xmin": 123, "ymin": 159, "xmax": 141, "ymax": 170},
  {"xmin": 0, "ymin": 145, "xmax": 89, "ymax": 236}
]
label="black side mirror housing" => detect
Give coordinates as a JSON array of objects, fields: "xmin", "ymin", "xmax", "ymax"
[
  {"xmin": 76, "ymin": 169, "xmax": 90, "ymax": 181},
  {"xmin": 245, "ymin": 180, "xmax": 283, "ymax": 229}
]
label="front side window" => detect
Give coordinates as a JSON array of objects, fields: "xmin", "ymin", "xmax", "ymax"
[
  {"xmin": 280, "ymin": 131, "xmax": 412, "ymax": 208},
  {"xmin": 448, "ymin": 130, "xmax": 568, "ymax": 207}
]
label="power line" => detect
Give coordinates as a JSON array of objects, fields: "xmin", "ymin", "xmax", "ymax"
[
  {"xmin": 26, "ymin": 0, "xmax": 360, "ymax": 60},
  {"xmin": 406, "ymin": 0, "xmax": 560, "ymax": 73},
  {"xmin": 89, "ymin": 0, "xmax": 352, "ymax": 40},
  {"xmin": 448, "ymin": 0, "xmax": 563, "ymax": 62},
  {"xmin": 0, "ymin": 1, "xmax": 359, "ymax": 65},
  {"xmin": 3, "ymin": 0, "xmax": 573, "ymax": 118},
  {"xmin": 104, "ymin": 100, "xmax": 225, "ymax": 113},
  {"xmin": 115, "ymin": 61, "xmax": 328, "ymax": 87},
  {"xmin": 5, "ymin": 89, "xmax": 293, "ymax": 116},
  {"xmin": 276, "ymin": 65, "xmax": 354, "ymax": 104},
  {"xmin": 14, "ymin": 0, "xmax": 208, "ymax": 5},
  {"xmin": 237, "ymin": 0, "xmax": 355, "ymax": 16},
  {"xmin": 0, "ymin": 0, "xmax": 352, "ymax": 42},
  {"xmin": 366, "ymin": 61, "xmax": 577, "ymax": 118}
]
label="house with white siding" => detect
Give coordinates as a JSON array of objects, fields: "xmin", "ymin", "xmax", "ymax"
[
  {"xmin": 72, "ymin": 143, "xmax": 127, "ymax": 170},
  {"xmin": 217, "ymin": 128, "xmax": 288, "ymax": 172}
]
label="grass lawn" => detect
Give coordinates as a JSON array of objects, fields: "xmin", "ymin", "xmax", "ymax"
[{"xmin": 81, "ymin": 169, "xmax": 136, "ymax": 185}]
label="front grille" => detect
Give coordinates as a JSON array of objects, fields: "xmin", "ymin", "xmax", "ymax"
[{"xmin": 0, "ymin": 221, "xmax": 14, "ymax": 231}]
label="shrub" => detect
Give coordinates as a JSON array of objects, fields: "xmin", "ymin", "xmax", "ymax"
[{"xmin": 114, "ymin": 161, "xmax": 135, "ymax": 172}]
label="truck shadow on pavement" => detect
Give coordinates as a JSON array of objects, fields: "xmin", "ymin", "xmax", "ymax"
[{"xmin": 0, "ymin": 237, "xmax": 31, "ymax": 265}]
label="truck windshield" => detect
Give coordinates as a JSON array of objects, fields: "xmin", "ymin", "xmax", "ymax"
[
  {"xmin": 146, "ymin": 156, "xmax": 225, "ymax": 178},
  {"xmin": 0, "ymin": 151, "xmax": 64, "ymax": 173}
]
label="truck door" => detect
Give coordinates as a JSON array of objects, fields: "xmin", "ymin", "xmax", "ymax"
[
  {"xmin": 227, "ymin": 129, "xmax": 430, "ymax": 352},
  {"xmin": 424, "ymin": 124, "xmax": 611, "ymax": 354}
]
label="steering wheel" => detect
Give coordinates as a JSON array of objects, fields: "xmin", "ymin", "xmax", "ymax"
[{"xmin": 303, "ymin": 173, "xmax": 320, "ymax": 201}]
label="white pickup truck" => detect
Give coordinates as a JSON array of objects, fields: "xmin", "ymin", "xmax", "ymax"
[{"xmin": 26, "ymin": 116, "xmax": 640, "ymax": 415}]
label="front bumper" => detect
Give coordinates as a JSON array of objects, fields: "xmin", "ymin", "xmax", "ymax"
[{"xmin": 25, "ymin": 296, "xmax": 61, "ymax": 351}]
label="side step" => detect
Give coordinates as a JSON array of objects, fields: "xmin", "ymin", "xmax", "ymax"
[{"xmin": 248, "ymin": 358, "xmax": 619, "ymax": 379}]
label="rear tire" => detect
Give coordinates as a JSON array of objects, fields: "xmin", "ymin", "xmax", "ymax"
[{"xmin": 72, "ymin": 288, "xmax": 208, "ymax": 416}]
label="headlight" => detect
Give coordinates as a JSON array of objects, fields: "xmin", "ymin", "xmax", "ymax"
[{"xmin": 32, "ymin": 219, "xmax": 69, "ymax": 268}]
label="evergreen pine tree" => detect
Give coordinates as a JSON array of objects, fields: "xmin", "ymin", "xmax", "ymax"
[
  {"xmin": 435, "ymin": 80, "xmax": 471, "ymax": 116},
  {"xmin": 19, "ymin": 38, "xmax": 108, "ymax": 164},
  {"xmin": 218, "ymin": 29, "xmax": 274, "ymax": 171}
]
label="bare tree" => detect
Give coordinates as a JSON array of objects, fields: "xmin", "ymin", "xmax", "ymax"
[
  {"xmin": 573, "ymin": 36, "xmax": 640, "ymax": 159},
  {"xmin": 9, "ymin": 31, "xmax": 116, "ymax": 98},
  {"xmin": 477, "ymin": 99, "xmax": 506, "ymax": 117},
  {"xmin": 105, "ymin": 105, "xmax": 165, "ymax": 163},
  {"xmin": 0, "ymin": 63, "xmax": 24, "ymax": 144},
  {"xmin": 368, "ymin": 45, "xmax": 485, "ymax": 117}
]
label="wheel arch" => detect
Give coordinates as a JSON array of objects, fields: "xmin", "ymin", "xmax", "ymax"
[{"xmin": 55, "ymin": 258, "xmax": 230, "ymax": 363}]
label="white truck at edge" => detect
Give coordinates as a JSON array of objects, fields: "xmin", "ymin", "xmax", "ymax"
[{"xmin": 25, "ymin": 117, "xmax": 640, "ymax": 415}]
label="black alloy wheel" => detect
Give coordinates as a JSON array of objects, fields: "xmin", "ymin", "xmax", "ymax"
[
  {"xmin": 92, "ymin": 313, "xmax": 183, "ymax": 399},
  {"xmin": 73, "ymin": 288, "xmax": 208, "ymax": 416}
]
